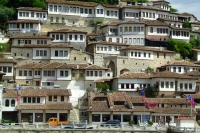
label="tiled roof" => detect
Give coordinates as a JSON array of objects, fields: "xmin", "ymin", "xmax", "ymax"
[
  {"xmin": 100, "ymin": 21, "xmax": 122, "ymax": 27},
  {"xmin": 17, "ymin": 7, "xmax": 47, "ymax": 12},
  {"xmin": 183, "ymin": 94, "xmax": 200, "ymax": 99},
  {"xmin": 87, "ymin": 32, "xmax": 102, "ymax": 36},
  {"xmin": 17, "ymin": 102, "xmax": 73, "ymax": 110},
  {"xmin": 157, "ymin": 18, "xmax": 182, "ymax": 22},
  {"xmin": 120, "ymin": 45, "xmax": 174, "ymax": 53},
  {"xmin": 124, "ymin": 5, "xmax": 169, "ymax": 12},
  {"xmin": 151, "ymin": 71, "xmax": 195, "ymax": 79},
  {"xmin": 185, "ymin": 71, "xmax": 200, "ymax": 76},
  {"xmin": 8, "ymin": 20, "xmax": 41, "ymax": 24},
  {"xmin": 10, "ymin": 36, "xmax": 53, "ymax": 39},
  {"xmin": 0, "ymin": 59, "xmax": 17, "ymax": 64},
  {"xmin": 150, "ymin": 107, "xmax": 196, "ymax": 115},
  {"xmin": 88, "ymin": 41, "xmax": 127, "ymax": 46},
  {"xmin": 94, "ymin": 78, "xmax": 112, "ymax": 83},
  {"xmin": 115, "ymin": 72, "xmax": 150, "ymax": 79},
  {"xmin": 16, "ymin": 62, "xmax": 106, "ymax": 70},
  {"xmin": 177, "ymin": 117, "xmax": 193, "ymax": 120},
  {"xmin": 167, "ymin": 61, "xmax": 200, "ymax": 67},
  {"xmin": 192, "ymin": 30, "xmax": 200, "ymax": 33},
  {"xmin": 101, "ymin": 4, "xmax": 119, "ymax": 8},
  {"xmin": 3, "ymin": 89, "xmax": 72, "ymax": 97},
  {"xmin": 144, "ymin": 20, "xmax": 169, "ymax": 26},
  {"xmin": 194, "ymin": 60, "xmax": 200, "ymax": 65},
  {"xmin": 48, "ymin": 29, "xmax": 87, "ymax": 34},
  {"xmin": 12, "ymin": 44, "xmax": 72, "ymax": 48},
  {"xmin": 118, "ymin": 20, "xmax": 144, "ymax": 25},
  {"xmin": 46, "ymin": 0, "xmax": 98, "ymax": 7},
  {"xmin": 179, "ymin": 12, "xmax": 195, "ymax": 17},
  {"xmin": 170, "ymin": 26, "xmax": 190, "ymax": 31}
]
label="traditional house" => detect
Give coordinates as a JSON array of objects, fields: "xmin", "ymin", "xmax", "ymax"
[
  {"xmin": 157, "ymin": 61, "xmax": 200, "ymax": 74},
  {"xmin": 87, "ymin": 91, "xmax": 196, "ymax": 125},
  {"xmin": 47, "ymin": 29, "xmax": 87, "ymax": 50},
  {"xmin": 170, "ymin": 26, "xmax": 190, "ymax": 42},
  {"xmin": 7, "ymin": 20, "xmax": 42, "ymax": 36},
  {"xmin": 17, "ymin": 7, "xmax": 48, "ymax": 23},
  {"xmin": 46, "ymin": 0, "xmax": 119, "ymax": 26},
  {"xmin": 0, "ymin": 59, "xmax": 16, "ymax": 83},
  {"xmin": 15, "ymin": 62, "xmax": 112, "ymax": 106},
  {"xmin": 2, "ymin": 89, "xmax": 72, "ymax": 123},
  {"xmin": 178, "ymin": 12, "xmax": 198, "ymax": 22},
  {"xmin": 86, "ymin": 41, "xmax": 128, "ymax": 66},
  {"xmin": 113, "ymin": 71, "xmax": 197, "ymax": 96}
]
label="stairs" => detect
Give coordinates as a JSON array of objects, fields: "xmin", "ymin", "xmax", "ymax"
[{"xmin": 69, "ymin": 108, "xmax": 79, "ymax": 123}]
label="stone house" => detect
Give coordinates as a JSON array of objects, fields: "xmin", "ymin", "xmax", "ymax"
[
  {"xmin": 2, "ymin": 88, "xmax": 72, "ymax": 123},
  {"xmin": 113, "ymin": 71, "xmax": 197, "ymax": 96},
  {"xmin": 87, "ymin": 91, "xmax": 196, "ymax": 125}
]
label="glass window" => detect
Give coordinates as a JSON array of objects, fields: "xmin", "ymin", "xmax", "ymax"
[
  {"xmin": 5, "ymin": 99, "xmax": 9, "ymax": 107},
  {"xmin": 61, "ymin": 96, "xmax": 64, "ymax": 101},
  {"xmin": 185, "ymin": 83, "xmax": 188, "ymax": 89},
  {"xmin": 161, "ymin": 81, "xmax": 164, "ymax": 88},
  {"xmin": 170, "ymin": 82, "xmax": 173, "ymax": 88},
  {"xmin": 189, "ymin": 83, "xmax": 192, "ymax": 90},
  {"xmin": 166, "ymin": 82, "xmax": 169, "ymax": 88},
  {"xmin": 80, "ymin": 35, "xmax": 83, "ymax": 40},
  {"xmin": 180, "ymin": 83, "xmax": 183, "ymax": 89},
  {"xmin": 92, "ymin": 114, "xmax": 100, "ymax": 122},
  {"xmin": 102, "ymin": 114, "xmax": 110, "ymax": 122},
  {"xmin": 123, "ymin": 115, "xmax": 131, "ymax": 122},
  {"xmin": 11, "ymin": 99, "xmax": 15, "ymax": 107},
  {"xmin": 35, "ymin": 113, "xmax": 43, "ymax": 122}
]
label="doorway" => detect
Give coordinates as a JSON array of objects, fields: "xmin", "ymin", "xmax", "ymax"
[{"xmin": 36, "ymin": 81, "xmax": 40, "ymax": 86}]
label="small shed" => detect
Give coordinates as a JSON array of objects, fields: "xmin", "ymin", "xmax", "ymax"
[{"xmin": 176, "ymin": 117, "xmax": 194, "ymax": 128}]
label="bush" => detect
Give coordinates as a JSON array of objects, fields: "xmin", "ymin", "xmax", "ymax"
[
  {"xmin": 129, "ymin": 120, "xmax": 135, "ymax": 125},
  {"xmin": 148, "ymin": 120, "xmax": 153, "ymax": 126}
]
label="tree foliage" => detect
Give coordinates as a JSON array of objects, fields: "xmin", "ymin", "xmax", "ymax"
[
  {"xmin": 145, "ymin": 67, "xmax": 154, "ymax": 73},
  {"xmin": 96, "ymin": 83, "xmax": 110, "ymax": 92},
  {"xmin": 144, "ymin": 84, "xmax": 158, "ymax": 98},
  {"xmin": 183, "ymin": 21, "xmax": 191, "ymax": 28},
  {"xmin": 170, "ymin": 7, "xmax": 178, "ymax": 13},
  {"xmin": 190, "ymin": 34, "xmax": 200, "ymax": 49},
  {"xmin": 167, "ymin": 39, "xmax": 192, "ymax": 59}
]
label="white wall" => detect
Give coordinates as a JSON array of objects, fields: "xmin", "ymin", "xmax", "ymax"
[
  {"xmin": 96, "ymin": 44, "xmax": 125, "ymax": 55},
  {"xmin": 0, "ymin": 63, "xmax": 14, "ymax": 77},
  {"xmin": 179, "ymin": 120, "xmax": 194, "ymax": 128},
  {"xmin": 32, "ymin": 48, "xmax": 50, "ymax": 60},
  {"xmin": 18, "ymin": 10, "xmax": 47, "ymax": 21},
  {"xmin": 129, "ymin": 50, "xmax": 154, "ymax": 60},
  {"xmin": 12, "ymin": 38, "xmax": 52, "ymax": 46},
  {"xmin": 56, "ymin": 69, "xmax": 71, "ymax": 80},
  {"xmin": 50, "ymin": 48, "xmax": 70, "ymax": 60}
]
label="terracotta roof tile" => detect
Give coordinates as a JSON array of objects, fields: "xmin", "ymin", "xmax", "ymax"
[
  {"xmin": 87, "ymin": 32, "xmax": 102, "ymax": 36},
  {"xmin": 150, "ymin": 107, "xmax": 196, "ymax": 115},
  {"xmin": 183, "ymin": 94, "xmax": 200, "ymax": 99},
  {"xmin": 0, "ymin": 59, "xmax": 17, "ymax": 64},
  {"xmin": 12, "ymin": 44, "xmax": 72, "ymax": 48},
  {"xmin": 177, "ymin": 117, "xmax": 193, "ymax": 120},
  {"xmin": 157, "ymin": 18, "xmax": 182, "ymax": 22},
  {"xmin": 185, "ymin": 71, "xmax": 200, "ymax": 76},
  {"xmin": 115, "ymin": 72, "xmax": 150, "ymax": 79},
  {"xmin": 41, "ymin": 62, "xmax": 63, "ymax": 69},
  {"xmin": 151, "ymin": 71, "xmax": 195, "ymax": 79},
  {"xmin": 124, "ymin": 5, "xmax": 169, "ymax": 12},
  {"xmin": 118, "ymin": 20, "xmax": 144, "ymax": 25},
  {"xmin": 144, "ymin": 20, "xmax": 169, "ymax": 26},
  {"xmin": 85, "ymin": 65, "xmax": 107, "ymax": 70},
  {"xmin": 8, "ymin": 20, "xmax": 41, "ymax": 24},
  {"xmin": 88, "ymin": 41, "xmax": 127, "ymax": 46},
  {"xmin": 46, "ymin": 0, "xmax": 99, "ymax": 7},
  {"xmin": 10, "ymin": 36, "xmax": 53, "ymax": 39},
  {"xmin": 3, "ymin": 89, "xmax": 71, "ymax": 97},
  {"xmin": 48, "ymin": 29, "xmax": 87, "ymax": 34},
  {"xmin": 100, "ymin": 21, "xmax": 122, "ymax": 27},
  {"xmin": 17, "ymin": 7, "xmax": 47, "ymax": 12},
  {"xmin": 170, "ymin": 26, "xmax": 190, "ymax": 30},
  {"xmin": 167, "ymin": 61, "xmax": 200, "ymax": 67},
  {"xmin": 120, "ymin": 45, "xmax": 174, "ymax": 53},
  {"xmin": 192, "ymin": 30, "xmax": 200, "ymax": 33},
  {"xmin": 17, "ymin": 102, "xmax": 73, "ymax": 110}
]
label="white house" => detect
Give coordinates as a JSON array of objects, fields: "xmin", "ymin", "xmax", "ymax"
[
  {"xmin": 170, "ymin": 26, "xmax": 190, "ymax": 42},
  {"xmin": 113, "ymin": 71, "xmax": 197, "ymax": 96},
  {"xmin": 15, "ymin": 62, "xmax": 112, "ymax": 106},
  {"xmin": 47, "ymin": 29, "xmax": 87, "ymax": 50},
  {"xmin": 176, "ymin": 117, "xmax": 194, "ymax": 128},
  {"xmin": 46, "ymin": 0, "xmax": 119, "ymax": 26},
  {"xmin": 2, "ymin": 89, "xmax": 72, "ymax": 123},
  {"xmin": 7, "ymin": 20, "xmax": 42, "ymax": 36},
  {"xmin": 158, "ymin": 61, "xmax": 200, "ymax": 74},
  {"xmin": 0, "ymin": 59, "xmax": 16, "ymax": 82},
  {"xmin": 178, "ymin": 12, "xmax": 198, "ymax": 22},
  {"xmin": 191, "ymin": 21, "xmax": 200, "ymax": 31},
  {"xmin": 17, "ymin": 7, "xmax": 47, "ymax": 23}
]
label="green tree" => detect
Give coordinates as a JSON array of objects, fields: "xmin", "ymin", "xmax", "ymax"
[
  {"xmin": 0, "ymin": 43, "xmax": 7, "ymax": 57},
  {"xmin": 166, "ymin": 38, "xmax": 179, "ymax": 52},
  {"xmin": 183, "ymin": 21, "xmax": 191, "ymax": 28},
  {"xmin": 0, "ymin": 6, "xmax": 16, "ymax": 24},
  {"xmin": 190, "ymin": 34, "xmax": 200, "ymax": 48},
  {"xmin": 170, "ymin": 7, "xmax": 178, "ymax": 13},
  {"xmin": 96, "ymin": 83, "xmax": 110, "ymax": 92},
  {"xmin": 144, "ymin": 84, "xmax": 158, "ymax": 98},
  {"xmin": 145, "ymin": 67, "xmax": 154, "ymax": 73}
]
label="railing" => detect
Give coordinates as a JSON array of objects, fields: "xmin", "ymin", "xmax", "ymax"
[{"xmin": 0, "ymin": 123, "xmax": 199, "ymax": 132}]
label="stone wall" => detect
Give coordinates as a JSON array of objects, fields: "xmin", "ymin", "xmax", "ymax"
[{"xmin": 41, "ymin": 24, "xmax": 94, "ymax": 35}]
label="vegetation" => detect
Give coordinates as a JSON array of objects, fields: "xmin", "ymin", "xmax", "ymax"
[
  {"xmin": 148, "ymin": 120, "xmax": 153, "ymax": 126},
  {"xmin": 96, "ymin": 83, "xmax": 110, "ymax": 92},
  {"xmin": 145, "ymin": 67, "xmax": 154, "ymax": 73},
  {"xmin": 166, "ymin": 38, "xmax": 192, "ymax": 59},
  {"xmin": 183, "ymin": 21, "xmax": 191, "ymax": 28},
  {"xmin": 90, "ymin": 20, "xmax": 103, "ymax": 27},
  {"xmin": 129, "ymin": 120, "xmax": 135, "ymax": 125},
  {"xmin": 144, "ymin": 84, "xmax": 158, "ymax": 98},
  {"xmin": 190, "ymin": 34, "xmax": 200, "ymax": 49},
  {"xmin": 170, "ymin": 6, "xmax": 178, "ymax": 13}
]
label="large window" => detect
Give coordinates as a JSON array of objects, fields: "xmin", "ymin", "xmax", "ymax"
[
  {"xmin": 161, "ymin": 82, "xmax": 164, "ymax": 88},
  {"xmin": 60, "ymin": 70, "xmax": 68, "ymax": 77},
  {"xmin": 5, "ymin": 99, "xmax": 9, "ymax": 107},
  {"xmin": 92, "ymin": 114, "xmax": 100, "ymax": 122},
  {"xmin": 36, "ymin": 50, "xmax": 47, "ymax": 57},
  {"xmin": 55, "ymin": 50, "xmax": 68, "ymax": 57},
  {"xmin": 43, "ymin": 70, "xmax": 55, "ymax": 77},
  {"xmin": 35, "ymin": 113, "xmax": 43, "ymax": 122}
]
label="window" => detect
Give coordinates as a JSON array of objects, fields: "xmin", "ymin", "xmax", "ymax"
[
  {"xmin": 92, "ymin": 114, "xmax": 100, "ymax": 122},
  {"xmin": 24, "ymin": 71, "xmax": 27, "ymax": 76},
  {"xmin": 28, "ymin": 97, "xmax": 31, "ymax": 103},
  {"xmin": 11, "ymin": 99, "xmax": 15, "ymax": 107},
  {"xmin": 99, "ymin": 71, "xmax": 102, "ymax": 77},
  {"xmin": 23, "ymin": 97, "xmax": 27, "ymax": 103},
  {"xmin": 43, "ymin": 70, "xmax": 55, "ymax": 77},
  {"xmin": 144, "ymin": 52, "xmax": 146, "ymax": 57},
  {"xmin": 135, "ymin": 52, "xmax": 137, "ymax": 57},
  {"xmin": 54, "ymin": 5, "xmax": 57, "ymax": 12},
  {"xmin": 5, "ymin": 99, "xmax": 9, "ymax": 107},
  {"xmin": 54, "ymin": 96, "xmax": 57, "ymax": 102},
  {"xmin": 185, "ymin": 83, "xmax": 188, "ymax": 89},
  {"xmin": 150, "ymin": 27, "xmax": 153, "ymax": 33},
  {"xmin": 29, "ymin": 71, "xmax": 32, "ymax": 76},
  {"xmin": 36, "ymin": 50, "xmax": 47, "ymax": 57},
  {"xmin": 37, "ymin": 97, "xmax": 40, "ymax": 103},
  {"xmin": 157, "ymin": 53, "xmax": 159, "ymax": 58},
  {"xmin": 108, "ymin": 46, "xmax": 111, "ymax": 51},
  {"xmin": 69, "ymin": 35, "xmax": 72, "ymax": 40},
  {"xmin": 60, "ymin": 70, "xmax": 68, "ymax": 77},
  {"xmin": 170, "ymin": 82, "xmax": 173, "ymax": 88},
  {"xmin": 80, "ymin": 35, "xmax": 83, "ymax": 40},
  {"xmin": 129, "ymin": 27, "xmax": 132, "ymax": 32},
  {"xmin": 75, "ymin": 35, "xmax": 77, "ymax": 40},
  {"xmin": 166, "ymin": 82, "xmax": 169, "ymax": 88},
  {"xmin": 89, "ymin": 9, "xmax": 92, "ymax": 14},
  {"xmin": 189, "ymin": 83, "xmax": 192, "ymax": 90},
  {"xmin": 173, "ymin": 67, "xmax": 176, "ymax": 72},
  {"xmin": 95, "ymin": 71, "xmax": 98, "ymax": 77},
  {"xmin": 178, "ymin": 67, "xmax": 181, "ymax": 72},
  {"xmin": 180, "ymin": 83, "xmax": 183, "ymax": 89},
  {"xmin": 61, "ymin": 96, "xmax": 64, "ymax": 102},
  {"xmin": 148, "ymin": 53, "xmax": 151, "ymax": 58},
  {"xmin": 161, "ymin": 82, "xmax": 164, "ymax": 88}
]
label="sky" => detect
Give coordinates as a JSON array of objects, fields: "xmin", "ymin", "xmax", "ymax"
[{"xmin": 165, "ymin": 0, "xmax": 200, "ymax": 20}]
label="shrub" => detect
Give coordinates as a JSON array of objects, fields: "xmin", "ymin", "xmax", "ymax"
[
  {"xmin": 148, "ymin": 120, "xmax": 153, "ymax": 126},
  {"xmin": 129, "ymin": 120, "xmax": 135, "ymax": 125}
]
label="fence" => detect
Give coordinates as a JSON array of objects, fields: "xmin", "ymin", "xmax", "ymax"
[{"xmin": 1, "ymin": 123, "xmax": 200, "ymax": 133}]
